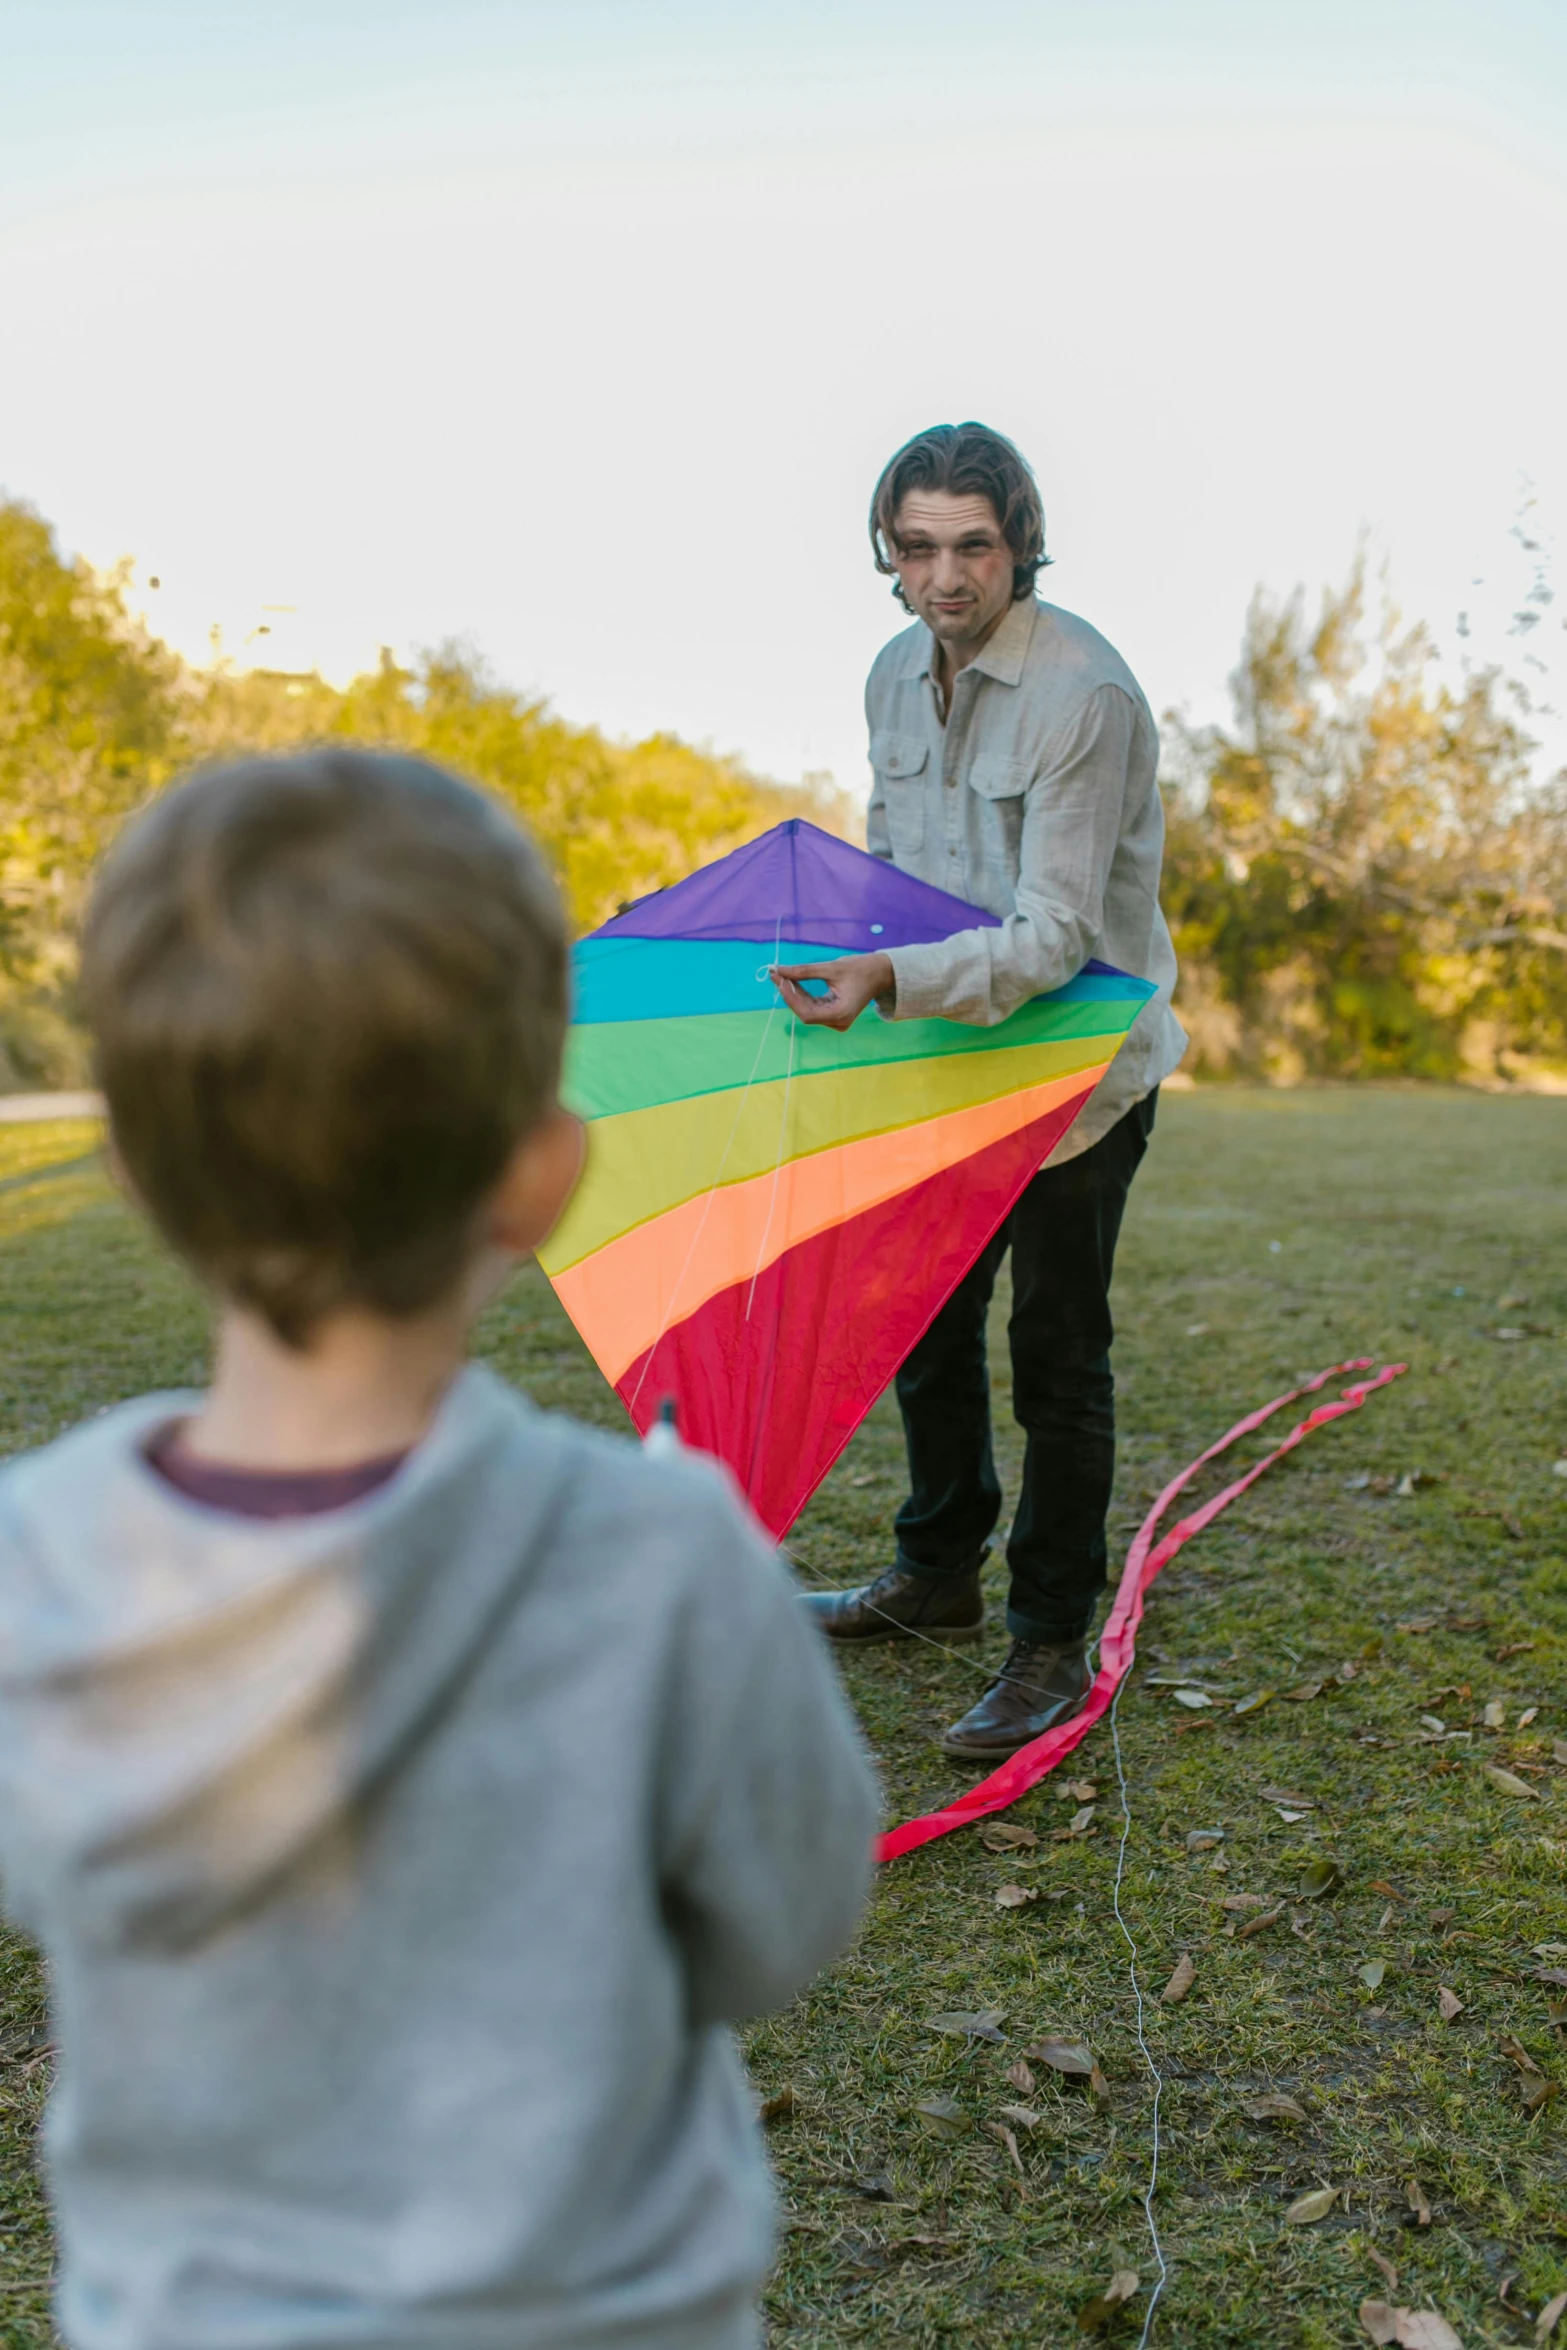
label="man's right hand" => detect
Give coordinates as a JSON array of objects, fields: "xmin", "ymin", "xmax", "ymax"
[{"xmin": 770, "ymin": 951, "xmax": 895, "ymax": 1032}]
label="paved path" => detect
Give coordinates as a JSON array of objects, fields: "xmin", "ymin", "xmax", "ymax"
[{"xmin": 0, "ymin": 1092, "xmax": 103, "ymax": 1124}]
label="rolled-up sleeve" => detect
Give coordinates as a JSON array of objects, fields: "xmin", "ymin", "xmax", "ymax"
[{"xmin": 884, "ymin": 684, "xmax": 1138, "ymax": 1025}]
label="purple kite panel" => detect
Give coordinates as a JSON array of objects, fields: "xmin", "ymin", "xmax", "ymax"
[{"xmin": 591, "ymin": 818, "xmax": 1003, "ymax": 950}]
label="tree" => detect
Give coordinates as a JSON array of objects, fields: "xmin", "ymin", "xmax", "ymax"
[
  {"xmin": 0, "ymin": 497, "xmax": 849, "ymax": 1084},
  {"xmin": 1161, "ymin": 561, "xmax": 1567, "ymax": 1082},
  {"xmin": 0, "ymin": 500, "xmax": 178, "ymax": 1082}
]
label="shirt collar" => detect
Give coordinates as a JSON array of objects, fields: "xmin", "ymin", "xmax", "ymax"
[{"xmin": 904, "ymin": 594, "xmax": 1038, "ymax": 686}]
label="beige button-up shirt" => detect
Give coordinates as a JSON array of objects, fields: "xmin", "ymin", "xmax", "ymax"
[{"xmin": 866, "ymin": 594, "xmax": 1186, "ymax": 1162}]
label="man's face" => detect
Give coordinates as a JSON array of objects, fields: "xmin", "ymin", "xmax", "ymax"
[{"xmin": 890, "ymin": 489, "xmax": 1015, "ymax": 651}]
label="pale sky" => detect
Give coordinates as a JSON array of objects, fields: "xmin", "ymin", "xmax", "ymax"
[{"xmin": 4, "ymin": 0, "xmax": 1565, "ymax": 799}]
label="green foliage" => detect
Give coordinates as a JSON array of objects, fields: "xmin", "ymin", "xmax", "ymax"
[
  {"xmin": 0, "ymin": 501, "xmax": 179, "ymax": 1083},
  {"xmin": 4, "ymin": 494, "xmax": 1565, "ymax": 1092},
  {"xmin": 1163, "ymin": 560, "xmax": 1567, "ymax": 1082},
  {"xmin": 0, "ymin": 498, "xmax": 847, "ymax": 1085},
  {"xmin": 183, "ymin": 647, "xmax": 838, "ymax": 935}
]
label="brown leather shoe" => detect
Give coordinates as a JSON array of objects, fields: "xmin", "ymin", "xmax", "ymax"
[
  {"xmin": 799, "ymin": 1553, "xmax": 986, "ymax": 1644},
  {"xmin": 939, "ymin": 1638, "xmax": 1091, "ymax": 1759}
]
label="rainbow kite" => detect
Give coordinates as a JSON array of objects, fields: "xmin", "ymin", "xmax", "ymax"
[{"xmin": 539, "ymin": 820, "xmax": 1155, "ymax": 1535}]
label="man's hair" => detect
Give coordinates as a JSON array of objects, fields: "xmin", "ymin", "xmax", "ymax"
[
  {"xmin": 869, "ymin": 421, "xmax": 1050, "ymax": 612},
  {"xmin": 81, "ymin": 749, "xmax": 569, "ymax": 1348}
]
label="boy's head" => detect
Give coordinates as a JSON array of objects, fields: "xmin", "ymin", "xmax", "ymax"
[{"xmin": 83, "ymin": 749, "xmax": 574, "ymax": 1348}]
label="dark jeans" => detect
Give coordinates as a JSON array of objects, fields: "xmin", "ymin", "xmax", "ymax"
[{"xmin": 893, "ymin": 1091, "xmax": 1157, "ymax": 1645}]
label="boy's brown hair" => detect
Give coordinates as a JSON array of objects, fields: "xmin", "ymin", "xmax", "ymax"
[
  {"xmin": 869, "ymin": 421, "xmax": 1050, "ymax": 612},
  {"xmin": 82, "ymin": 750, "xmax": 569, "ymax": 1347}
]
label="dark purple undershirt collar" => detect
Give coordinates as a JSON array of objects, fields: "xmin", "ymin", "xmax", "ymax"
[{"xmin": 145, "ymin": 1425, "xmax": 409, "ymax": 1520}]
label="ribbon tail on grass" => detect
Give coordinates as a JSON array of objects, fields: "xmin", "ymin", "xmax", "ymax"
[{"xmin": 876, "ymin": 1357, "xmax": 1408, "ymax": 1864}]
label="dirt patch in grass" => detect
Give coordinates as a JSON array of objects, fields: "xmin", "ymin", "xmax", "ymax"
[{"xmin": 2, "ymin": 1089, "xmax": 1565, "ymax": 2346}]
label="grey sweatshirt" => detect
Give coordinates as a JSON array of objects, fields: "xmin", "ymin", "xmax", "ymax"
[{"xmin": 0, "ymin": 1366, "xmax": 877, "ymax": 2350}]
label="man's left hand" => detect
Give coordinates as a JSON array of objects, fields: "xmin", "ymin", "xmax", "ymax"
[{"xmin": 771, "ymin": 951, "xmax": 895, "ymax": 1032}]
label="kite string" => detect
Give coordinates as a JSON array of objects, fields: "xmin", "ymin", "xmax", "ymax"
[
  {"xmin": 1109, "ymin": 1668, "xmax": 1168, "ymax": 2347},
  {"xmin": 745, "ymin": 981, "xmax": 797, "ymax": 1321},
  {"xmin": 627, "ymin": 917, "xmax": 786, "ymax": 1414}
]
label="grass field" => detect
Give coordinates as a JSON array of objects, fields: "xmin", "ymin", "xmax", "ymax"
[{"xmin": 1, "ymin": 1089, "xmax": 1565, "ymax": 2348}]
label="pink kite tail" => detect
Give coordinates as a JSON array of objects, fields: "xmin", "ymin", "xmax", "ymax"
[{"xmin": 876, "ymin": 1358, "xmax": 1408, "ymax": 1864}]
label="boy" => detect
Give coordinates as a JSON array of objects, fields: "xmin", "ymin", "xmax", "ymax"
[{"xmin": 0, "ymin": 751, "xmax": 877, "ymax": 2350}]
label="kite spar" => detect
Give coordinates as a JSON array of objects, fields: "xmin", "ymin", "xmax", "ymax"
[{"xmin": 539, "ymin": 819, "xmax": 1155, "ymax": 1535}]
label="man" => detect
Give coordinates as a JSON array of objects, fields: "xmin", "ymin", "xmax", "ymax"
[{"xmin": 774, "ymin": 421, "xmax": 1185, "ymax": 1761}]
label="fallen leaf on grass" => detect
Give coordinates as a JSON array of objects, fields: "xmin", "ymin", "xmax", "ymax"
[
  {"xmin": 758, "ymin": 2086, "xmax": 796, "ymax": 2124},
  {"xmin": 1186, "ymin": 1827, "xmax": 1225, "ymax": 1852},
  {"xmin": 1222, "ymin": 1892, "xmax": 1271, "ymax": 1910},
  {"xmin": 1063, "ymin": 1780, "xmax": 1098, "ymax": 1802},
  {"xmin": 1501, "ymin": 2033, "xmax": 1545, "ymax": 2077},
  {"xmin": 1522, "ymin": 2076, "xmax": 1559, "ymax": 2117},
  {"xmin": 1535, "ymin": 2288, "xmax": 1567, "ymax": 2338},
  {"xmin": 1406, "ymin": 2178, "xmax": 1433, "ymax": 2226},
  {"xmin": 1369, "ymin": 2247, "xmax": 1400, "ymax": 2292},
  {"xmin": 925, "ymin": 2008, "xmax": 1007, "ymax": 2042},
  {"xmin": 1400, "ymin": 2316, "xmax": 1464, "ymax": 2349},
  {"xmin": 1361, "ymin": 1961, "xmax": 1388, "ymax": 1990},
  {"xmin": 995, "ymin": 1883, "xmax": 1040, "ymax": 1911},
  {"xmin": 979, "ymin": 1821, "xmax": 1039, "ymax": 1853},
  {"xmin": 1361, "ymin": 2307, "xmax": 1464, "ymax": 2349},
  {"xmin": 1173, "ymin": 1688, "xmax": 1213, "ymax": 1709},
  {"xmin": 1051, "ymin": 1806, "xmax": 1098, "ymax": 1841},
  {"xmin": 1555, "ymin": 1741, "xmax": 1567, "ymax": 1765},
  {"xmin": 1025, "ymin": 2038, "xmax": 1111, "ymax": 2103},
  {"xmin": 1005, "ymin": 2057, "xmax": 1036, "ymax": 2096},
  {"xmin": 1024, "ymin": 2037, "xmax": 1095, "ymax": 2074},
  {"xmin": 1285, "ymin": 2185, "xmax": 1338, "ymax": 2224},
  {"xmin": 996, "ymin": 2102, "xmax": 1042, "ymax": 2129},
  {"xmin": 1371, "ymin": 1879, "xmax": 1407, "ymax": 1902},
  {"xmin": 1235, "ymin": 1906, "xmax": 1285, "ymax": 1941},
  {"xmin": 984, "ymin": 2118, "xmax": 1027, "ymax": 2183},
  {"xmin": 913, "ymin": 2096, "xmax": 970, "ymax": 2140},
  {"xmin": 1483, "ymin": 1700, "xmax": 1508, "ymax": 1730},
  {"xmin": 1298, "ymin": 1859, "xmax": 1344, "ymax": 1900},
  {"xmin": 1520, "ymin": 1707, "xmax": 1540, "ymax": 1727},
  {"xmin": 1233, "ymin": 1689, "xmax": 1275, "ymax": 1717},
  {"xmin": 1260, "ymin": 1786, "xmax": 1317, "ymax": 1809},
  {"xmin": 1496, "ymin": 1639, "xmax": 1537, "ymax": 1661},
  {"xmin": 1160, "ymin": 1954, "xmax": 1197, "ymax": 2005},
  {"xmin": 1242, "ymin": 2091, "xmax": 1307, "ymax": 2123},
  {"xmin": 1283, "ymin": 1681, "xmax": 1325, "ymax": 1701},
  {"xmin": 1077, "ymin": 2269, "xmax": 1140, "ymax": 2333},
  {"xmin": 1438, "ymin": 1985, "xmax": 1465, "ymax": 2021},
  {"xmin": 1484, "ymin": 1765, "xmax": 1541, "ymax": 1800},
  {"xmin": 1398, "ymin": 1617, "xmax": 1440, "ymax": 1635}
]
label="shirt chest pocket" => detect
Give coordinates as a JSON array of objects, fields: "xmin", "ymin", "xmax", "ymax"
[
  {"xmin": 965, "ymin": 752, "xmax": 1030, "ymax": 869},
  {"xmin": 870, "ymin": 731, "xmax": 929, "ymax": 856}
]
